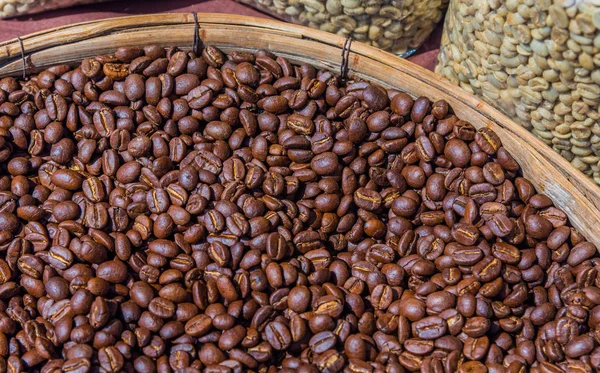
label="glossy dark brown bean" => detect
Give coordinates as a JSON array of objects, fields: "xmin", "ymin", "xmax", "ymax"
[
  {"xmin": 412, "ymin": 316, "xmax": 447, "ymax": 339},
  {"xmin": 264, "ymin": 321, "xmax": 292, "ymax": 350},
  {"xmin": 0, "ymin": 44, "xmax": 596, "ymax": 373}
]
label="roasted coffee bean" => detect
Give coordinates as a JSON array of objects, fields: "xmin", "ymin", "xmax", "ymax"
[
  {"xmin": 413, "ymin": 316, "xmax": 447, "ymax": 339},
  {"xmin": 51, "ymin": 169, "xmax": 83, "ymax": 190},
  {"xmin": 264, "ymin": 321, "xmax": 292, "ymax": 350},
  {"xmin": 354, "ymin": 188, "xmax": 382, "ymax": 211},
  {"xmin": 185, "ymin": 314, "xmax": 213, "ymax": 337},
  {"xmin": 0, "ymin": 44, "xmax": 596, "ymax": 373},
  {"xmin": 525, "ymin": 214, "xmax": 553, "ymax": 240}
]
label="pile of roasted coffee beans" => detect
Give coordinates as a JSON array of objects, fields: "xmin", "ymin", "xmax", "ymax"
[{"xmin": 0, "ymin": 44, "xmax": 598, "ymax": 373}]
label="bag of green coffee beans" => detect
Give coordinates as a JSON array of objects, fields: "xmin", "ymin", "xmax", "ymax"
[
  {"xmin": 436, "ymin": 0, "xmax": 600, "ymax": 185},
  {"xmin": 235, "ymin": 0, "xmax": 448, "ymax": 57},
  {"xmin": 0, "ymin": 0, "xmax": 113, "ymax": 18}
]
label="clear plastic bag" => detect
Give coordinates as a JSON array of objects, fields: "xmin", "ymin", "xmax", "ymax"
[
  {"xmin": 0, "ymin": 0, "xmax": 114, "ymax": 19},
  {"xmin": 436, "ymin": 0, "xmax": 600, "ymax": 185},
  {"xmin": 235, "ymin": 0, "xmax": 448, "ymax": 57}
]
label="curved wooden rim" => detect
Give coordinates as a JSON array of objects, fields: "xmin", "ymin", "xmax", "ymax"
[{"xmin": 1, "ymin": 13, "xmax": 599, "ymax": 248}]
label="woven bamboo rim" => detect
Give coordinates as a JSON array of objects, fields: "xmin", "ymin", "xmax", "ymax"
[{"xmin": 1, "ymin": 13, "xmax": 599, "ymax": 249}]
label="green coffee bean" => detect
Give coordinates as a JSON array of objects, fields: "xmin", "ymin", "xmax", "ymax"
[
  {"xmin": 237, "ymin": 0, "xmax": 447, "ymax": 55},
  {"xmin": 437, "ymin": 0, "xmax": 600, "ymax": 184},
  {"xmin": 1, "ymin": 0, "xmax": 109, "ymax": 18}
]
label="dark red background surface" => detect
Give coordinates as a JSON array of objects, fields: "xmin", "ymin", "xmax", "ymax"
[{"xmin": 0, "ymin": 0, "xmax": 441, "ymax": 70}]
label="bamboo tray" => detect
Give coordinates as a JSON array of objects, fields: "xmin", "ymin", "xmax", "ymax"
[{"xmin": 1, "ymin": 13, "xmax": 599, "ymax": 249}]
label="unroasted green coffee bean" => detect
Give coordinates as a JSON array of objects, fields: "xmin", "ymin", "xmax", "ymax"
[
  {"xmin": 0, "ymin": 0, "xmax": 112, "ymax": 19},
  {"xmin": 236, "ymin": 0, "xmax": 448, "ymax": 55},
  {"xmin": 436, "ymin": 0, "xmax": 600, "ymax": 184}
]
